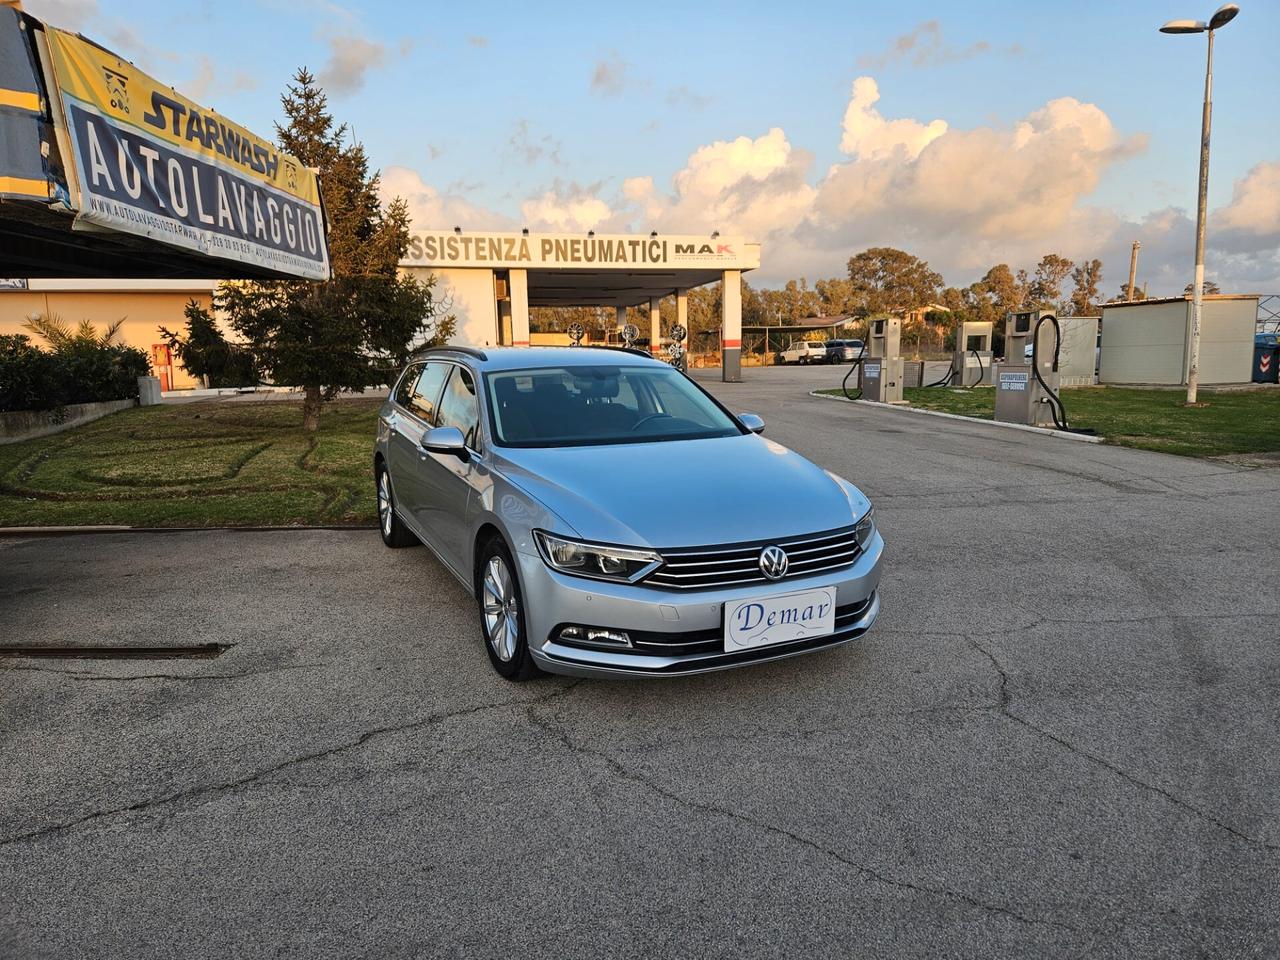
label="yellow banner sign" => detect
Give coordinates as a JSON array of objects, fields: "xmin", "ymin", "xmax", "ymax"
[{"xmin": 45, "ymin": 29, "xmax": 330, "ymax": 279}]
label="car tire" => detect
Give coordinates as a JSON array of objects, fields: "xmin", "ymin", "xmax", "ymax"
[
  {"xmin": 476, "ymin": 536, "xmax": 542, "ymax": 682},
  {"xmin": 376, "ymin": 464, "xmax": 418, "ymax": 548}
]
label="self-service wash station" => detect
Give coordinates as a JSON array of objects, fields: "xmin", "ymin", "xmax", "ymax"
[
  {"xmin": 952, "ymin": 321, "xmax": 994, "ymax": 386},
  {"xmin": 993, "ymin": 308, "xmax": 1070, "ymax": 429},
  {"xmin": 861, "ymin": 317, "xmax": 904, "ymax": 403}
]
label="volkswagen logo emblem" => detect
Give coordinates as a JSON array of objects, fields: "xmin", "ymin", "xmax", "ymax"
[{"xmin": 759, "ymin": 544, "xmax": 789, "ymax": 580}]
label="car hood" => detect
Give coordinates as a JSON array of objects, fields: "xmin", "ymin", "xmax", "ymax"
[{"xmin": 494, "ymin": 434, "xmax": 868, "ymax": 548}]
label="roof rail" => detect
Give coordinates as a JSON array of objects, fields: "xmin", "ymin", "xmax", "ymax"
[
  {"xmin": 415, "ymin": 345, "xmax": 489, "ymax": 362},
  {"xmin": 585, "ymin": 345, "xmax": 657, "ymax": 359}
]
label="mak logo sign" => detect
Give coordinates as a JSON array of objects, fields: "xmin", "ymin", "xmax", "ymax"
[
  {"xmin": 674, "ymin": 242, "xmax": 733, "ymax": 256},
  {"xmin": 402, "ymin": 231, "xmax": 758, "ymax": 271}
]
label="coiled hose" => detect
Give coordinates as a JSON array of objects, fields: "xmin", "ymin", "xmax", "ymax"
[
  {"xmin": 926, "ymin": 356, "xmax": 957, "ymax": 388},
  {"xmin": 1031, "ymin": 315, "xmax": 1069, "ymax": 431},
  {"xmin": 840, "ymin": 341, "xmax": 869, "ymax": 400},
  {"xmin": 970, "ymin": 348, "xmax": 986, "ymax": 387},
  {"xmin": 926, "ymin": 349, "xmax": 986, "ymax": 388}
]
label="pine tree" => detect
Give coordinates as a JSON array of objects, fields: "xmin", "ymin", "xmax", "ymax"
[{"xmin": 218, "ymin": 69, "xmax": 452, "ymax": 431}]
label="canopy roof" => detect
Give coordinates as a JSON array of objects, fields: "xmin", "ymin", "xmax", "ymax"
[{"xmin": 402, "ymin": 230, "xmax": 760, "ymax": 307}]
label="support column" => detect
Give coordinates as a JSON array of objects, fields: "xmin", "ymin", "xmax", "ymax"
[
  {"xmin": 649, "ymin": 297, "xmax": 661, "ymax": 356},
  {"xmin": 510, "ymin": 268, "xmax": 530, "ymax": 347},
  {"xmin": 616, "ymin": 305, "xmax": 627, "ymax": 340},
  {"xmin": 497, "ymin": 287, "xmax": 513, "ymax": 346},
  {"xmin": 722, "ymin": 270, "xmax": 741, "ymax": 382},
  {"xmin": 676, "ymin": 287, "xmax": 688, "ymax": 341}
]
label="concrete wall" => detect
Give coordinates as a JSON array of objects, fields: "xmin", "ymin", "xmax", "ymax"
[
  {"xmin": 403, "ymin": 266, "xmax": 498, "ymax": 348},
  {"xmin": 1101, "ymin": 297, "xmax": 1257, "ymax": 385},
  {"xmin": 0, "ymin": 397, "xmax": 136, "ymax": 444},
  {"xmin": 0, "ymin": 288, "xmax": 215, "ymax": 390}
]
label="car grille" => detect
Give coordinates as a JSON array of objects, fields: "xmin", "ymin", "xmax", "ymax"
[
  {"xmin": 642, "ymin": 526, "xmax": 860, "ymax": 591},
  {"xmin": 549, "ymin": 597, "xmax": 875, "ymax": 660}
]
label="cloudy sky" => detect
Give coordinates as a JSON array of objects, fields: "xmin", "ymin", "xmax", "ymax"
[{"xmin": 28, "ymin": 0, "xmax": 1280, "ymax": 295}]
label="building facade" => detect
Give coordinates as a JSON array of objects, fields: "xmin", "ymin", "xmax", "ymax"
[
  {"xmin": 0, "ymin": 279, "xmax": 217, "ymax": 390},
  {"xmin": 400, "ymin": 230, "xmax": 761, "ymax": 380}
]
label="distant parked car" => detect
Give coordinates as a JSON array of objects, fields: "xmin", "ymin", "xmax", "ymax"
[
  {"xmin": 825, "ymin": 339, "xmax": 865, "ymax": 363},
  {"xmin": 780, "ymin": 341, "xmax": 828, "ymax": 364}
]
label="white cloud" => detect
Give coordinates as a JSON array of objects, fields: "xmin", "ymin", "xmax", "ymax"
[
  {"xmin": 20, "ymin": 0, "xmax": 97, "ymax": 30},
  {"xmin": 383, "ymin": 77, "xmax": 1280, "ymax": 294},
  {"xmin": 1214, "ymin": 161, "xmax": 1280, "ymax": 238},
  {"xmin": 380, "ymin": 166, "xmax": 514, "ymax": 232},
  {"xmin": 318, "ymin": 35, "xmax": 387, "ymax": 94},
  {"xmin": 839, "ymin": 77, "xmax": 947, "ymax": 161},
  {"xmin": 655, "ymin": 128, "xmax": 817, "ymax": 240},
  {"xmin": 821, "ymin": 90, "xmax": 1143, "ymax": 245},
  {"xmin": 521, "ymin": 185, "xmax": 613, "ymax": 232}
]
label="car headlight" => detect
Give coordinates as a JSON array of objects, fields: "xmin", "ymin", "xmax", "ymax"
[
  {"xmin": 854, "ymin": 509, "xmax": 876, "ymax": 550},
  {"xmin": 534, "ymin": 531, "xmax": 663, "ymax": 583}
]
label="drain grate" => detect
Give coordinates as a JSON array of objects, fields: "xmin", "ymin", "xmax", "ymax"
[{"xmin": 0, "ymin": 643, "xmax": 229, "ymax": 660}]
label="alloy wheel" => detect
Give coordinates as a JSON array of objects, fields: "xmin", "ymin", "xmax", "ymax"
[
  {"xmin": 482, "ymin": 556, "xmax": 519, "ymax": 662},
  {"xmin": 377, "ymin": 471, "xmax": 393, "ymax": 537}
]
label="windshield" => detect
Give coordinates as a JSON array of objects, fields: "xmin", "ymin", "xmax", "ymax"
[{"xmin": 484, "ymin": 364, "xmax": 743, "ymax": 447}]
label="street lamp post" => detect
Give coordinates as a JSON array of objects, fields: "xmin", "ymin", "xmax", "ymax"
[{"xmin": 1160, "ymin": 3, "xmax": 1240, "ymax": 405}]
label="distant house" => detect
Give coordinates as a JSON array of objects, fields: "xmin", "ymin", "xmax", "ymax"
[{"xmin": 905, "ymin": 303, "xmax": 952, "ymax": 327}]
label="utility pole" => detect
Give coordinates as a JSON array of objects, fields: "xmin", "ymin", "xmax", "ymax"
[{"xmin": 1127, "ymin": 241, "xmax": 1141, "ymax": 301}]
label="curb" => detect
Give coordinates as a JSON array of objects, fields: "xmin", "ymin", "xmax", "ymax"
[
  {"xmin": 809, "ymin": 391, "xmax": 1104, "ymax": 443},
  {"xmin": 0, "ymin": 524, "xmax": 377, "ymax": 537}
]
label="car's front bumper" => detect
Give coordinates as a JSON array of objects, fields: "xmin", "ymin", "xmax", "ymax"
[{"xmin": 514, "ymin": 532, "xmax": 883, "ymax": 678}]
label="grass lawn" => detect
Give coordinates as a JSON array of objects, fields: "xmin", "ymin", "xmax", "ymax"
[
  {"xmin": 0, "ymin": 399, "xmax": 382, "ymax": 528},
  {"xmin": 816, "ymin": 385, "xmax": 1280, "ymax": 458}
]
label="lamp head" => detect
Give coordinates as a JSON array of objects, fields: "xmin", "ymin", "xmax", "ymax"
[
  {"xmin": 1160, "ymin": 18, "xmax": 1207, "ymax": 32},
  {"xmin": 1209, "ymin": 3, "xmax": 1240, "ymax": 29}
]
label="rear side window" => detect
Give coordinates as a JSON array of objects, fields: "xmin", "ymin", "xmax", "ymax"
[
  {"xmin": 407, "ymin": 362, "xmax": 449, "ymax": 423},
  {"xmin": 393, "ymin": 363, "xmax": 424, "ymax": 406},
  {"xmin": 437, "ymin": 366, "xmax": 480, "ymax": 449}
]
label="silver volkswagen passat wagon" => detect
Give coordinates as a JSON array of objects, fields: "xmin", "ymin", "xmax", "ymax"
[{"xmin": 373, "ymin": 346, "xmax": 882, "ymax": 680}]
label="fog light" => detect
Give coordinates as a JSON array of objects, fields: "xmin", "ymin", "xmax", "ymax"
[
  {"xmin": 586, "ymin": 629, "xmax": 630, "ymax": 646},
  {"xmin": 556, "ymin": 625, "xmax": 631, "ymax": 648}
]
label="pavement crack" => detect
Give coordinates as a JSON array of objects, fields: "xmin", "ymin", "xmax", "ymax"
[
  {"xmin": 0, "ymin": 680, "xmax": 581, "ymax": 847},
  {"xmin": 523, "ymin": 701, "xmax": 1072, "ymax": 932},
  {"xmin": 966, "ymin": 636, "xmax": 1280, "ymax": 854},
  {"xmin": 0, "ymin": 662, "xmax": 319, "ymax": 683}
]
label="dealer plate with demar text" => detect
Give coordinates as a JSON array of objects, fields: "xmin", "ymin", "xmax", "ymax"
[{"xmin": 724, "ymin": 586, "xmax": 836, "ymax": 652}]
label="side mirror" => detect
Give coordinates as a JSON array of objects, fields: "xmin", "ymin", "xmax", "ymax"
[
  {"xmin": 421, "ymin": 425, "xmax": 469, "ymax": 460},
  {"xmin": 738, "ymin": 413, "xmax": 765, "ymax": 435}
]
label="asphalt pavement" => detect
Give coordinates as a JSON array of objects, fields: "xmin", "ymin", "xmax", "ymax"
[{"xmin": 3, "ymin": 366, "xmax": 1279, "ymax": 959}]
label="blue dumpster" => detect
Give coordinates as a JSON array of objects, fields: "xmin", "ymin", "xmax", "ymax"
[{"xmin": 1254, "ymin": 336, "xmax": 1279, "ymax": 384}]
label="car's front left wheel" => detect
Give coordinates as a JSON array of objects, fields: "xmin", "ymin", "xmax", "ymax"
[
  {"xmin": 477, "ymin": 536, "xmax": 541, "ymax": 681},
  {"xmin": 376, "ymin": 464, "xmax": 418, "ymax": 548}
]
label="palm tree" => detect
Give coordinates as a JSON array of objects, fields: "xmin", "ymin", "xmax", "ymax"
[{"xmin": 22, "ymin": 313, "xmax": 124, "ymax": 350}]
